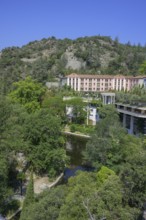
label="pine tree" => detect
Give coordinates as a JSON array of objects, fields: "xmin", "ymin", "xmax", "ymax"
[{"xmin": 20, "ymin": 171, "xmax": 34, "ymax": 220}]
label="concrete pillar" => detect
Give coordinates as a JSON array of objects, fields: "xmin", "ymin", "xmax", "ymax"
[
  {"xmin": 129, "ymin": 115, "xmax": 134, "ymax": 134},
  {"xmin": 102, "ymin": 95, "xmax": 105, "ymax": 105},
  {"xmin": 113, "ymin": 95, "xmax": 115, "ymax": 104},
  {"xmin": 67, "ymin": 77, "xmax": 69, "ymax": 86},
  {"xmin": 104, "ymin": 95, "xmax": 106, "ymax": 104},
  {"xmin": 74, "ymin": 78, "xmax": 76, "ymax": 91},
  {"xmin": 110, "ymin": 96, "xmax": 112, "ymax": 104},
  {"xmin": 123, "ymin": 114, "xmax": 126, "ymax": 127}
]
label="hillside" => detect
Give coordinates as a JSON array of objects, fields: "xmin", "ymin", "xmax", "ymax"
[{"xmin": 0, "ymin": 35, "xmax": 146, "ymax": 94}]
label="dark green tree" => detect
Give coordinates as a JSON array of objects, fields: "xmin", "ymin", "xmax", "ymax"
[
  {"xmin": 65, "ymin": 97, "xmax": 86, "ymax": 124},
  {"xmin": 59, "ymin": 168, "xmax": 138, "ymax": 220},
  {"xmin": 23, "ymin": 109, "xmax": 68, "ymax": 176},
  {"xmin": 18, "ymin": 185, "xmax": 67, "ymax": 220},
  {"xmin": 20, "ymin": 171, "xmax": 34, "ymax": 220},
  {"xmin": 0, "ymin": 155, "xmax": 10, "ymax": 213},
  {"xmin": 83, "ymin": 105, "xmax": 125, "ymax": 169}
]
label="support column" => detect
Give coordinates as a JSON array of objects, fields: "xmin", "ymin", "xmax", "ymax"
[
  {"xmin": 74, "ymin": 78, "xmax": 76, "ymax": 91},
  {"xmin": 104, "ymin": 95, "xmax": 107, "ymax": 105},
  {"xmin": 123, "ymin": 114, "xmax": 126, "ymax": 127},
  {"xmin": 102, "ymin": 95, "xmax": 105, "ymax": 105},
  {"xmin": 129, "ymin": 116, "xmax": 134, "ymax": 134}
]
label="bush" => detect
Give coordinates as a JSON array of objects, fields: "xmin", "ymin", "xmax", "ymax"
[
  {"xmin": 70, "ymin": 124, "xmax": 95, "ymax": 134},
  {"xmin": 70, "ymin": 124, "xmax": 76, "ymax": 132},
  {"xmin": 4, "ymin": 199, "xmax": 20, "ymax": 217}
]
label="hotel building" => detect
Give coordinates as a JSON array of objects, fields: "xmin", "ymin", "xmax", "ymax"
[{"xmin": 62, "ymin": 73, "xmax": 146, "ymax": 92}]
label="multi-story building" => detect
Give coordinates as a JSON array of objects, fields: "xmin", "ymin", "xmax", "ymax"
[
  {"xmin": 115, "ymin": 103, "xmax": 146, "ymax": 135},
  {"xmin": 62, "ymin": 73, "xmax": 146, "ymax": 92}
]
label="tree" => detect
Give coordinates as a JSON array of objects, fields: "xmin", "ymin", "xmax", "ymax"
[
  {"xmin": 23, "ymin": 109, "xmax": 68, "ymax": 176},
  {"xmin": 65, "ymin": 97, "xmax": 86, "ymax": 124},
  {"xmin": 9, "ymin": 76, "xmax": 45, "ymax": 113},
  {"xmin": 31, "ymin": 58, "xmax": 50, "ymax": 84},
  {"xmin": 84, "ymin": 106, "xmax": 146, "ymax": 211},
  {"xmin": 42, "ymin": 92, "xmax": 66, "ymax": 122},
  {"xmin": 20, "ymin": 171, "xmax": 34, "ymax": 220},
  {"xmin": 139, "ymin": 60, "xmax": 146, "ymax": 75},
  {"xmin": 92, "ymin": 174, "xmax": 138, "ymax": 220},
  {"xmin": 18, "ymin": 185, "xmax": 67, "ymax": 220},
  {"xmin": 59, "ymin": 168, "xmax": 138, "ymax": 220},
  {"xmin": 0, "ymin": 96, "xmax": 27, "ymax": 213},
  {"xmin": 83, "ymin": 105, "xmax": 126, "ymax": 170},
  {"xmin": 58, "ymin": 171, "xmax": 97, "ymax": 220},
  {"xmin": 0, "ymin": 155, "xmax": 10, "ymax": 213},
  {"xmin": 119, "ymin": 135, "xmax": 146, "ymax": 209},
  {"xmin": 98, "ymin": 104, "xmax": 119, "ymax": 119}
]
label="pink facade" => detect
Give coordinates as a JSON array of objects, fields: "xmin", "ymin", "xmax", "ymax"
[{"xmin": 65, "ymin": 73, "xmax": 144, "ymax": 92}]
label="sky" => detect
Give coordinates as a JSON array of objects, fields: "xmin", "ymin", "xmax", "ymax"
[{"xmin": 0, "ymin": 0, "xmax": 146, "ymax": 50}]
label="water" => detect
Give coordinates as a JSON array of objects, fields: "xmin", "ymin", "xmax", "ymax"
[
  {"xmin": 66, "ymin": 135, "xmax": 88, "ymax": 166},
  {"xmin": 64, "ymin": 134, "xmax": 94, "ymax": 180}
]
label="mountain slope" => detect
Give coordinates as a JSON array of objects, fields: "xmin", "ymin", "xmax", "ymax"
[{"xmin": 0, "ymin": 35, "xmax": 146, "ymax": 93}]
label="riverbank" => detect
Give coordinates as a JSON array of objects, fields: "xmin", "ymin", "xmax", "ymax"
[
  {"xmin": 34, "ymin": 173, "xmax": 64, "ymax": 194},
  {"xmin": 6, "ymin": 173, "xmax": 64, "ymax": 220},
  {"xmin": 63, "ymin": 131, "xmax": 91, "ymax": 139}
]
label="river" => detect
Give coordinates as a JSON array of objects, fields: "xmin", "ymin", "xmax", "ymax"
[{"xmin": 64, "ymin": 133, "xmax": 94, "ymax": 180}]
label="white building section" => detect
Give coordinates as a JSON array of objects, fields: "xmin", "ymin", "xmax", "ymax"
[
  {"xmin": 101, "ymin": 93, "xmax": 115, "ymax": 105},
  {"xmin": 61, "ymin": 73, "xmax": 146, "ymax": 92},
  {"xmin": 64, "ymin": 96, "xmax": 99, "ymax": 125}
]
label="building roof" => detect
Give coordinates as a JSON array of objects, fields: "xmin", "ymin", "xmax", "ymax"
[
  {"xmin": 134, "ymin": 75, "xmax": 146, "ymax": 79},
  {"xmin": 66, "ymin": 73, "xmax": 146, "ymax": 79},
  {"xmin": 67, "ymin": 73, "xmax": 114, "ymax": 79}
]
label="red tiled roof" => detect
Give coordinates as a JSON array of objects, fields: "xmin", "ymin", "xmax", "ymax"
[
  {"xmin": 67, "ymin": 73, "xmax": 113, "ymax": 79},
  {"xmin": 133, "ymin": 75, "xmax": 146, "ymax": 79},
  {"xmin": 66, "ymin": 73, "xmax": 146, "ymax": 80}
]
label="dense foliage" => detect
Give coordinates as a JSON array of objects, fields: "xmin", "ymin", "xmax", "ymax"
[
  {"xmin": 20, "ymin": 172, "xmax": 34, "ymax": 220},
  {"xmin": 1, "ymin": 35, "xmax": 146, "ymax": 94},
  {"xmin": 17, "ymin": 104, "xmax": 146, "ymax": 220},
  {"xmin": 83, "ymin": 105, "xmax": 146, "ymax": 214},
  {"xmin": 9, "ymin": 76, "xmax": 45, "ymax": 113},
  {"xmin": 0, "ymin": 79, "xmax": 68, "ymax": 215},
  {"xmin": 0, "ymin": 31, "xmax": 146, "ymax": 220},
  {"xmin": 20, "ymin": 168, "xmax": 140, "ymax": 220}
]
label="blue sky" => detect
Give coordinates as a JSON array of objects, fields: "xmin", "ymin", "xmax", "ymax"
[{"xmin": 0, "ymin": 0, "xmax": 146, "ymax": 50}]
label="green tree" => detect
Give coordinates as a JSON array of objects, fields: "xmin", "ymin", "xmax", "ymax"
[
  {"xmin": 119, "ymin": 135, "xmax": 146, "ymax": 209},
  {"xmin": 59, "ymin": 168, "xmax": 138, "ymax": 220},
  {"xmin": 9, "ymin": 76, "xmax": 45, "ymax": 113},
  {"xmin": 83, "ymin": 106, "xmax": 125, "ymax": 170},
  {"xmin": 23, "ymin": 109, "xmax": 68, "ymax": 176},
  {"xmin": 20, "ymin": 171, "xmax": 34, "ymax": 220},
  {"xmin": 84, "ymin": 107, "xmax": 146, "ymax": 210},
  {"xmin": 98, "ymin": 104, "xmax": 119, "ymax": 119},
  {"xmin": 92, "ymin": 174, "xmax": 138, "ymax": 220},
  {"xmin": 58, "ymin": 171, "xmax": 97, "ymax": 220},
  {"xmin": 139, "ymin": 60, "xmax": 146, "ymax": 75},
  {"xmin": 42, "ymin": 93, "xmax": 66, "ymax": 122},
  {"xmin": 65, "ymin": 97, "xmax": 86, "ymax": 124},
  {"xmin": 0, "ymin": 155, "xmax": 10, "ymax": 213},
  {"xmin": 18, "ymin": 185, "xmax": 67, "ymax": 220},
  {"xmin": 0, "ymin": 96, "xmax": 27, "ymax": 213}
]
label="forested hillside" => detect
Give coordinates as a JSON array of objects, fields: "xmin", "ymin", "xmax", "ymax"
[
  {"xmin": 1, "ymin": 61, "xmax": 146, "ymax": 218},
  {"xmin": 1, "ymin": 35, "xmax": 146, "ymax": 94}
]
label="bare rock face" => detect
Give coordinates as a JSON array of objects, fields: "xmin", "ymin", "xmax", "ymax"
[{"xmin": 63, "ymin": 51, "xmax": 86, "ymax": 70}]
